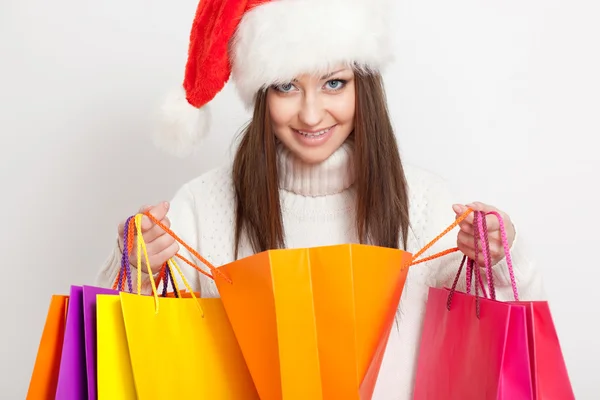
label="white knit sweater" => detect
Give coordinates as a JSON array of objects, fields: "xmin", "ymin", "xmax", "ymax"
[{"xmin": 95, "ymin": 141, "xmax": 545, "ymax": 400}]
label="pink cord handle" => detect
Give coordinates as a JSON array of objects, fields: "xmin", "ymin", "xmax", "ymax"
[
  {"xmin": 476, "ymin": 210, "xmax": 496, "ymax": 300},
  {"xmin": 447, "ymin": 211, "xmax": 489, "ymax": 318},
  {"xmin": 472, "ymin": 211, "xmax": 490, "ymax": 299},
  {"xmin": 485, "ymin": 210, "xmax": 519, "ymax": 301}
]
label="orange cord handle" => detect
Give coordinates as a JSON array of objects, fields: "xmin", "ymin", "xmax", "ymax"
[
  {"xmin": 142, "ymin": 211, "xmax": 233, "ymax": 284},
  {"xmin": 120, "ymin": 207, "xmax": 472, "ymax": 287},
  {"xmin": 407, "ymin": 207, "xmax": 474, "ymax": 267}
]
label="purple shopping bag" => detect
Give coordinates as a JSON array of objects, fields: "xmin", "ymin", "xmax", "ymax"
[
  {"xmin": 82, "ymin": 286, "xmax": 119, "ymax": 400},
  {"xmin": 55, "ymin": 285, "xmax": 87, "ymax": 400}
]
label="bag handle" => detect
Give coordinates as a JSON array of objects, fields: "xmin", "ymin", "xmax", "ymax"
[
  {"xmin": 159, "ymin": 261, "xmax": 182, "ymax": 298},
  {"xmin": 131, "ymin": 213, "xmax": 207, "ymax": 316},
  {"xmin": 446, "ymin": 211, "xmax": 489, "ymax": 318},
  {"xmin": 138, "ymin": 206, "xmax": 507, "ymax": 298},
  {"xmin": 142, "ymin": 207, "xmax": 474, "ymax": 278},
  {"xmin": 408, "ymin": 207, "xmax": 474, "ymax": 267},
  {"xmin": 113, "ymin": 216, "xmax": 136, "ymax": 292},
  {"xmin": 480, "ymin": 210, "xmax": 519, "ymax": 301},
  {"xmin": 141, "ymin": 211, "xmax": 232, "ymax": 284},
  {"xmin": 477, "ymin": 210, "xmax": 496, "ymax": 300}
]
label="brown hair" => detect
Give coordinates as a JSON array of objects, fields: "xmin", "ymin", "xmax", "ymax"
[{"xmin": 232, "ymin": 71, "xmax": 410, "ymax": 259}]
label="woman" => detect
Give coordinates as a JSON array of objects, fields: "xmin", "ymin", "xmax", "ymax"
[{"xmin": 96, "ymin": 0, "xmax": 545, "ymax": 398}]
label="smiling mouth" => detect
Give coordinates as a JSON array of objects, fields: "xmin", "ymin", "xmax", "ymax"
[{"xmin": 294, "ymin": 125, "xmax": 336, "ymax": 138}]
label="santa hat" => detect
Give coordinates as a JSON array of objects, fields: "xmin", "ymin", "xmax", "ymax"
[{"xmin": 154, "ymin": 0, "xmax": 394, "ymax": 157}]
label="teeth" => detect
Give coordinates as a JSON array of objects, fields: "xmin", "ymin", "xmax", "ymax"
[{"xmin": 298, "ymin": 127, "xmax": 331, "ymax": 137}]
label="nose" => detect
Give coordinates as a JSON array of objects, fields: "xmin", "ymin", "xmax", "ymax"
[{"xmin": 298, "ymin": 92, "xmax": 325, "ymax": 127}]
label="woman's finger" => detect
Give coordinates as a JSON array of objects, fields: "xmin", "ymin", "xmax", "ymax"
[
  {"xmin": 148, "ymin": 241, "xmax": 180, "ymax": 271},
  {"xmin": 459, "ymin": 220, "xmax": 474, "ymax": 236},
  {"xmin": 457, "ymin": 231, "xmax": 475, "ymax": 251},
  {"xmin": 145, "ymin": 233, "xmax": 176, "ymax": 256},
  {"xmin": 143, "ymin": 217, "xmax": 171, "ymax": 243},
  {"xmin": 139, "ymin": 202, "xmax": 170, "ymax": 232}
]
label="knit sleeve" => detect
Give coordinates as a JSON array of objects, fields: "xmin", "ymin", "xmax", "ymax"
[
  {"xmin": 408, "ymin": 169, "xmax": 546, "ymax": 302},
  {"xmin": 94, "ymin": 182, "xmax": 206, "ymax": 296}
]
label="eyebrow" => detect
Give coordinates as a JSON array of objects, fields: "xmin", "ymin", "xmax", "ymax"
[
  {"xmin": 290, "ymin": 69, "xmax": 348, "ymax": 83},
  {"xmin": 321, "ymin": 69, "xmax": 346, "ymax": 79}
]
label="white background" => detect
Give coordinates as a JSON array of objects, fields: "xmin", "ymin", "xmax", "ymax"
[{"xmin": 1, "ymin": 0, "xmax": 598, "ymax": 398}]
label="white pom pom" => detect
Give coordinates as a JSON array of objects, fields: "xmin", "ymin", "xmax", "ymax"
[{"xmin": 153, "ymin": 86, "xmax": 211, "ymax": 157}]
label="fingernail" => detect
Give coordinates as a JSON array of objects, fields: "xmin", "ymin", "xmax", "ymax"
[
  {"xmin": 452, "ymin": 204, "xmax": 464, "ymax": 213},
  {"xmin": 163, "ymin": 201, "xmax": 169, "ymax": 210}
]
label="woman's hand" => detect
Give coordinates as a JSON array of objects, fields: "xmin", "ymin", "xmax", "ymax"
[
  {"xmin": 452, "ymin": 202, "xmax": 515, "ymax": 267},
  {"xmin": 117, "ymin": 202, "xmax": 179, "ymax": 274}
]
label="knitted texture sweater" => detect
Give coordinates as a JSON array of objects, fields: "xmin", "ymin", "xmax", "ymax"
[{"xmin": 95, "ymin": 141, "xmax": 545, "ymax": 399}]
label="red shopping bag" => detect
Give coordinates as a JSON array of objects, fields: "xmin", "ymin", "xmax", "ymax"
[
  {"xmin": 509, "ymin": 299, "xmax": 575, "ymax": 399},
  {"xmin": 413, "ymin": 210, "xmax": 575, "ymax": 399},
  {"xmin": 413, "ymin": 261, "xmax": 533, "ymax": 399},
  {"xmin": 413, "ymin": 210, "xmax": 531, "ymax": 399},
  {"xmin": 489, "ymin": 210, "xmax": 575, "ymax": 399}
]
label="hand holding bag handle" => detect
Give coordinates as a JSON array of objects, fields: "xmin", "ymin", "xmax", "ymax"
[
  {"xmin": 446, "ymin": 209, "xmax": 521, "ymax": 318},
  {"xmin": 114, "ymin": 213, "xmax": 208, "ymax": 315},
  {"xmin": 112, "ymin": 216, "xmax": 181, "ymax": 297},
  {"xmin": 447, "ymin": 211, "xmax": 489, "ymax": 318},
  {"xmin": 476, "ymin": 210, "xmax": 519, "ymax": 301}
]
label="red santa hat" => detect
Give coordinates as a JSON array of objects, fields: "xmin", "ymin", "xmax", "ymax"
[{"xmin": 155, "ymin": 0, "xmax": 394, "ymax": 157}]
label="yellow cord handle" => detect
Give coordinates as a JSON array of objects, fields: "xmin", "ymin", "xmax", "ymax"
[
  {"xmin": 135, "ymin": 214, "xmax": 159, "ymax": 312},
  {"xmin": 168, "ymin": 258, "xmax": 205, "ymax": 317},
  {"xmin": 133, "ymin": 213, "xmax": 204, "ymax": 316}
]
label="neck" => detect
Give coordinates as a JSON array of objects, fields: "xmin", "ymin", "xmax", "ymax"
[{"xmin": 277, "ymin": 141, "xmax": 355, "ymax": 197}]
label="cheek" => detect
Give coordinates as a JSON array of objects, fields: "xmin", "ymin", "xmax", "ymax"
[
  {"xmin": 267, "ymin": 94, "xmax": 295, "ymax": 132},
  {"xmin": 329, "ymin": 92, "xmax": 355, "ymax": 126}
]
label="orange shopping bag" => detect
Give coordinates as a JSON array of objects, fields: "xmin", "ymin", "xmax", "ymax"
[
  {"xmin": 215, "ymin": 244, "xmax": 412, "ymax": 400},
  {"xmin": 26, "ymin": 295, "xmax": 69, "ymax": 400},
  {"xmin": 144, "ymin": 212, "xmax": 414, "ymax": 400}
]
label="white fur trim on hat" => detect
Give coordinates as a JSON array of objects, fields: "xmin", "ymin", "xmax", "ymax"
[{"xmin": 231, "ymin": 0, "xmax": 394, "ymax": 108}]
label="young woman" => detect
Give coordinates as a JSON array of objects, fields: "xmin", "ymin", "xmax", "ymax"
[{"xmin": 95, "ymin": 0, "xmax": 545, "ymax": 398}]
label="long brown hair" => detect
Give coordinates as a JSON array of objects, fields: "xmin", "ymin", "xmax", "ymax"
[{"xmin": 232, "ymin": 71, "xmax": 410, "ymax": 259}]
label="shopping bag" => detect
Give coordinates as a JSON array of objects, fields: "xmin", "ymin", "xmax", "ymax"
[
  {"xmin": 95, "ymin": 214, "xmax": 155, "ymax": 400},
  {"xmin": 26, "ymin": 295, "xmax": 69, "ymax": 400},
  {"xmin": 83, "ymin": 285, "xmax": 121, "ymax": 400},
  {"xmin": 216, "ymin": 244, "xmax": 411, "ymax": 400},
  {"xmin": 482, "ymin": 210, "xmax": 574, "ymax": 399},
  {"xmin": 414, "ymin": 210, "xmax": 534, "ymax": 399},
  {"xmin": 96, "ymin": 292, "xmax": 137, "ymax": 400},
  {"xmin": 508, "ymin": 300, "xmax": 575, "ymax": 399},
  {"xmin": 414, "ymin": 209, "xmax": 574, "ymax": 399},
  {"xmin": 414, "ymin": 285, "xmax": 532, "ymax": 399},
  {"xmin": 140, "ymin": 211, "xmax": 414, "ymax": 400},
  {"xmin": 84, "ymin": 214, "xmax": 140, "ymax": 400},
  {"xmin": 55, "ymin": 285, "xmax": 88, "ymax": 400},
  {"xmin": 117, "ymin": 213, "xmax": 259, "ymax": 399}
]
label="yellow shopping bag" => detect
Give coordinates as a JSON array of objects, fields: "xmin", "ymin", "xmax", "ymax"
[
  {"xmin": 96, "ymin": 294, "xmax": 136, "ymax": 399},
  {"xmin": 95, "ymin": 215, "xmax": 220, "ymax": 400},
  {"xmin": 117, "ymin": 214, "xmax": 259, "ymax": 399}
]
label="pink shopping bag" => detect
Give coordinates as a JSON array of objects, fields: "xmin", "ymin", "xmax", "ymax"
[{"xmin": 413, "ymin": 210, "xmax": 533, "ymax": 399}]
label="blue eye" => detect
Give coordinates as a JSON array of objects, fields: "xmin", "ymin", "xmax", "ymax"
[
  {"xmin": 274, "ymin": 82, "xmax": 296, "ymax": 93},
  {"xmin": 325, "ymin": 79, "xmax": 346, "ymax": 90}
]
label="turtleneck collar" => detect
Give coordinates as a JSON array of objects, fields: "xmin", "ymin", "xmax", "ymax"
[{"xmin": 277, "ymin": 140, "xmax": 355, "ymax": 197}]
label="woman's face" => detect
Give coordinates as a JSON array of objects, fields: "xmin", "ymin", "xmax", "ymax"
[{"xmin": 267, "ymin": 66, "xmax": 355, "ymax": 164}]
